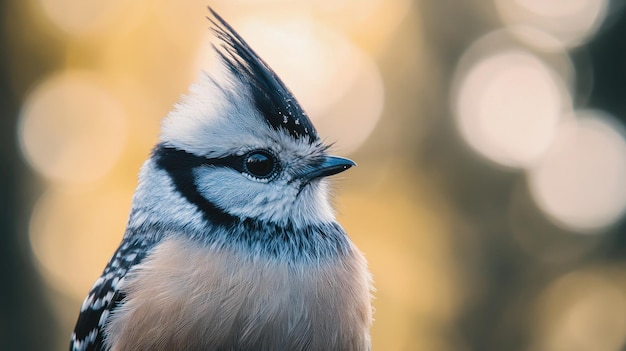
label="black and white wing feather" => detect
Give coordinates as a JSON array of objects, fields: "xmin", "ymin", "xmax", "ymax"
[{"xmin": 70, "ymin": 238, "xmax": 153, "ymax": 351}]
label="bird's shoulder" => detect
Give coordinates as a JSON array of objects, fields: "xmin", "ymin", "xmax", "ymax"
[{"xmin": 70, "ymin": 237, "xmax": 154, "ymax": 351}]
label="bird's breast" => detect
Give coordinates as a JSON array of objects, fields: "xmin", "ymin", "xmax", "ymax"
[{"xmin": 103, "ymin": 234, "xmax": 372, "ymax": 351}]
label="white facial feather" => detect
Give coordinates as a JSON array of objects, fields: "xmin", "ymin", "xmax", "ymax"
[
  {"xmin": 129, "ymin": 160, "xmax": 208, "ymax": 233},
  {"xmin": 161, "ymin": 70, "xmax": 314, "ymax": 158},
  {"xmin": 192, "ymin": 166, "xmax": 335, "ymax": 226}
]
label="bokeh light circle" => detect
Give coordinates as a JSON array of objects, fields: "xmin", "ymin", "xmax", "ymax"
[
  {"xmin": 528, "ymin": 110, "xmax": 626, "ymax": 232},
  {"xmin": 454, "ymin": 47, "xmax": 570, "ymax": 168},
  {"xmin": 28, "ymin": 187, "xmax": 133, "ymax": 299},
  {"xmin": 495, "ymin": 0, "xmax": 609, "ymax": 49},
  {"xmin": 36, "ymin": 0, "xmax": 134, "ymax": 36},
  {"xmin": 18, "ymin": 71, "xmax": 127, "ymax": 183},
  {"xmin": 532, "ymin": 270, "xmax": 626, "ymax": 351}
]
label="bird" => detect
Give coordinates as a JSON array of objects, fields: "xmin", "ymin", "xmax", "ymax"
[{"xmin": 69, "ymin": 7, "xmax": 373, "ymax": 351}]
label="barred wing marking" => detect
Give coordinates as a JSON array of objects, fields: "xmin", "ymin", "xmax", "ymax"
[{"xmin": 70, "ymin": 239, "xmax": 152, "ymax": 351}]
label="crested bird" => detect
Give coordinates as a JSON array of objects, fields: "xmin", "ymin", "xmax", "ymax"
[{"xmin": 70, "ymin": 8, "xmax": 373, "ymax": 351}]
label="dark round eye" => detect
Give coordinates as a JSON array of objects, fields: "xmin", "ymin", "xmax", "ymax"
[{"xmin": 243, "ymin": 151, "xmax": 278, "ymax": 179}]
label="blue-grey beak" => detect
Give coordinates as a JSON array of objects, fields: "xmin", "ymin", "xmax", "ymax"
[{"xmin": 303, "ymin": 156, "xmax": 356, "ymax": 181}]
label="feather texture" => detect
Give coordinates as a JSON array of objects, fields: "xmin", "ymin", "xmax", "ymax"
[
  {"xmin": 70, "ymin": 7, "xmax": 372, "ymax": 351},
  {"xmin": 104, "ymin": 233, "xmax": 371, "ymax": 350}
]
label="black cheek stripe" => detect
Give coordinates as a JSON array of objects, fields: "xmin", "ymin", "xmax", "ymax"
[{"xmin": 153, "ymin": 143, "xmax": 240, "ymax": 226}]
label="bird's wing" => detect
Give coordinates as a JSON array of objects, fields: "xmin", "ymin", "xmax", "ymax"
[{"xmin": 70, "ymin": 238, "xmax": 153, "ymax": 351}]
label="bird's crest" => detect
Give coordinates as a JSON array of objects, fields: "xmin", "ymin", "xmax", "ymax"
[{"xmin": 208, "ymin": 8, "xmax": 319, "ymax": 142}]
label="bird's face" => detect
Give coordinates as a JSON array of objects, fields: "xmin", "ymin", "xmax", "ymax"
[
  {"xmin": 157, "ymin": 72, "xmax": 353, "ymax": 227},
  {"xmin": 134, "ymin": 12, "xmax": 354, "ymax": 231}
]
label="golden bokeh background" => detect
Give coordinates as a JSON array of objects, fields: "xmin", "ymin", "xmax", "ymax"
[{"xmin": 3, "ymin": 0, "xmax": 626, "ymax": 350}]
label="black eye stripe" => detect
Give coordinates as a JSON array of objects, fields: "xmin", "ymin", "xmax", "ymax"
[{"xmin": 153, "ymin": 144, "xmax": 278, "ymax": 177}]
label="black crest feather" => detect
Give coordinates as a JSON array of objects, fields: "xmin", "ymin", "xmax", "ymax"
[{"xmin": 208, "ymin": 8, "xmax": 319, "ymax": 142}]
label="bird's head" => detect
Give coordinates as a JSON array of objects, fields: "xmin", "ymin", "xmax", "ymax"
[{"xmin": 138, "ymin": 9, "xmax": 354, "ymax": 230}]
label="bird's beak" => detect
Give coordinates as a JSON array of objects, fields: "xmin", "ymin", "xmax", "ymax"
[{"xmin": 302, "ymin": 156, "xmax": 356, "ymax": 181}]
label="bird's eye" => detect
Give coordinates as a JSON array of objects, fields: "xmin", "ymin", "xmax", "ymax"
[{"xmin": 243, "ymin": 151, "xmax": 278, "ymax": 179}]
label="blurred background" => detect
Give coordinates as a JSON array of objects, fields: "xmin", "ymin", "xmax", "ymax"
[{"xmin": 2, "ymin": 0, "xmax": 626, "ymax": 350}]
